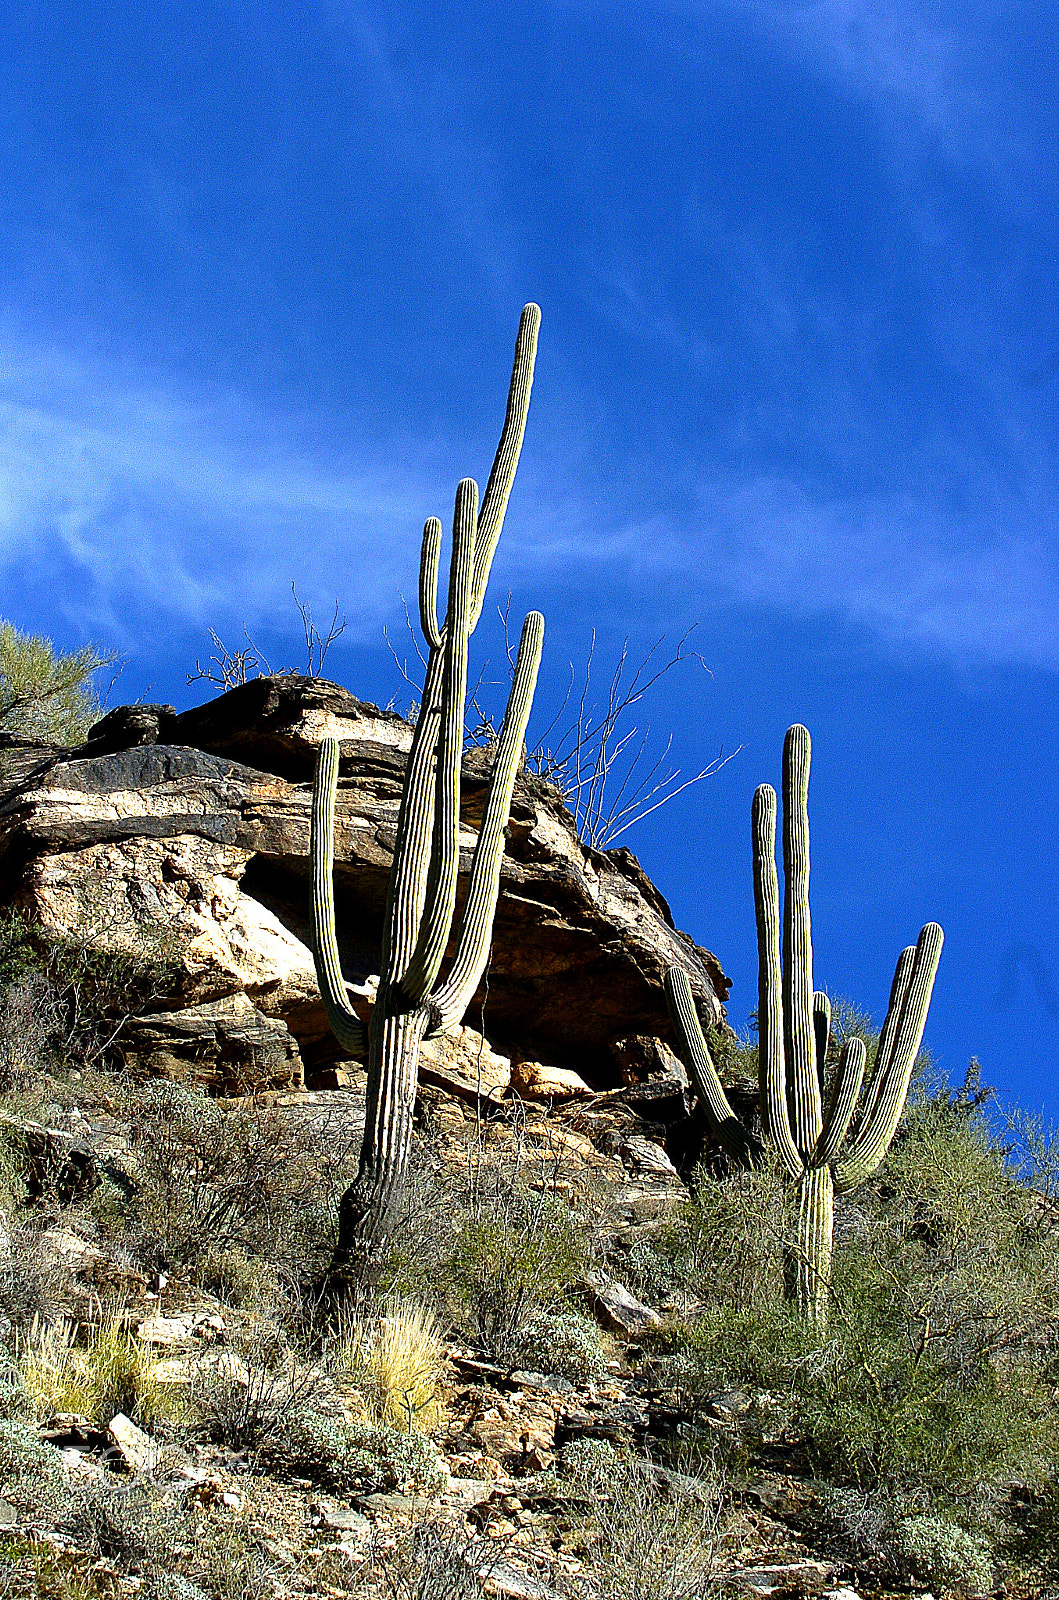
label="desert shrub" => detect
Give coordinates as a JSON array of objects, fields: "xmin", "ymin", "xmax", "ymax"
[
  {"xmin": 0, "ymin": 622, "xmax": 115, "ymax": 746},
  {"xmin": 0, "ymin": 907, "xmax": 174, "ymax": 1086},
  {"xmin": 0, "ymin": 1417, "xmax": 68, "ymax": 1515},
  {"xmin": 450, "ymin": 1186, "xmax": 590, "ymax": 1357},
  {"xmin": 124, "ymin": 1081, "xmax": 341, "ymax": 1283},
  {"xmin": 185, "ymin": 1319, "xmax": 330, "ymax": 1450},
  {"xmin": 614, "ymin": 1163, "xmax": 791, "ymax": 1313},
  {"xmin": 562, "ymin": 1458, "xmax": 727, "ymax": 1600},
  {"xmin": 560, "ymin": 1436, "xmax": 623, "ymax": 1490},
  {"xmin": 0, "ymin": 1536, "xmax": 121, "ymax": 1599},
  {"xmin": 190, "ymin": 1245, "xmax": 291, "ymax": 1315},
  {"xmin": 70, "ymin": 1480, "xmax": 183, "ymax": 1567},
  {"xmin": 0, "ymin": 1220, "xmax": 65, "ymax": 1336},
  {"xmin": 352, "ymin": 1520, "xmax": 483, "ymax": 1600},
  {"xmin": 258, "ymin": 1407, "xmax": 444, "ymax": 1496},
  {"xmin": 892, "ymin": 1512, "xmax": 993, "ymax": 1591},
  {"xmin": 509, "ymin": 1306, "xmax": 607, "ymax": 1383},
  {"xmin": 70, "ymin": 1480, "xmax": 273, "ymax": 1600},
  {"xmin": 328, "ymin": 1299, "xmax": 445, "ymax": 1431},
  {"xmin": 21, "ymin": 1318, "xmax": 181, "ymax": 1431},
  {"xmin": 649, "ymin": 1086, "xmax": 1059, "ymax": 1566}
]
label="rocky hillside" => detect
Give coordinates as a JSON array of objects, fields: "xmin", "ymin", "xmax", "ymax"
[{"xmin": 0, "ymin": 679, "xmax": 1054, "ymax": 1600}]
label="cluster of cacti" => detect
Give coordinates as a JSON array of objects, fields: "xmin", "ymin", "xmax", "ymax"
[
  {"xmin": 311, "ymin": 304, "xmax": 544, "ymax": 1285},
  {"xmin": 666, "ymin": 724, "xmax": 943, "ymax": 1323}
]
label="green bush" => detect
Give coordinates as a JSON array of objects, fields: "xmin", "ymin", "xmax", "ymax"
[
  {"xmin": 893, "ymin": 1512, "xmax": 993, "ymax": 1591},
  {"xmin": 509, "ymin": 1306, "xmax": 607, "ymax": 1382},
  {"xmin": 449, "ymin": 1187, "xmax": 590, "ymax": 1357},
  {"xmin": 647, "ymin": 1083, "xmax": 1059, "ymax": 1573},
  {"xmin": 615, "ymin": 1162, "xmax": 792, "ymax": 1312},
  {"xmin": 258, "ymin": 1407, "xmax": 445, "ymax": 1496},
  {"xmin": 0, "ymin": 1417, "xmax": 68, "ymax": 1516}
]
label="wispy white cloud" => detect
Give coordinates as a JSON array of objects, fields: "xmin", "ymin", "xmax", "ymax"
[
  {"xmin": 0, "ymin": 330, "xmax": 450, "ymax": 648},
  {"xmin": 723, "ymin": 0, "xmax": 1037, "ymax": 181},
  {"xmin": 688, "ymin": 471, "xmax": 1059, "ymax": 669}
]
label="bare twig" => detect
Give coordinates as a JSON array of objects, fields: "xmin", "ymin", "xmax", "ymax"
[{"xmin": 518, "ymin": 623, "xmax": 742, "ymax": 848}]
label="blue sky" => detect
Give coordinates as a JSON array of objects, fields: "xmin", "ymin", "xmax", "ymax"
[{"xmin": 2, "ymin": 1, "xmax": 1057, "ymax": 1118}]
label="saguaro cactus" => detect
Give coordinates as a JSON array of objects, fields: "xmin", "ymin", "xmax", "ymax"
[
  {"xmin": 666, "ymin": 725, "xmax": 943, "ymax": 1323},
  {"xmin": 311, "ymin": 305, "xmax": 544, "ymax": 1285}
]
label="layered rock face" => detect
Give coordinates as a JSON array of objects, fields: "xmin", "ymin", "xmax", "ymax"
[{"xmin": 0, "ymin": 678, "xmax": 728, "ymax": 1094}]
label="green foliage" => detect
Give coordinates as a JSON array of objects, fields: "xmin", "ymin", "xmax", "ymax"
[
  {"xmin": 646, "ymin": 1089, "xmax": 1059, "ymax": 1559},
  {"xmin": 258, "ymin": 1407, "xmax": 445, "ymax": 1496},
  {"xmin": 614, "ymin": 1163, "xmax": 791, "ymax": 1312},
  {"xmin": 21, "ymin": 1319, "xmax": 183, "ymax": 1431},
  {"xmin": 449, "ymin": 1186, "xmax": 590, "ymax": 1356},
  {"xmin": 893, "ymin": 1512, "xmax": 993, "ymax": 1591},
  {"xmin": 0, "ymin": 1417, "xmax": 68, "ymax": 1515},
  {"xmin": 0, "ymin": 1535, "xmax": 121, "ymax": 1600},
  {"xmin": 0, "ymin": 621, "xmax": 116, "ymax": 745},
  {"xmin": 510, "ymin": 1305, "xmax": 607, "ymax": 1382}
]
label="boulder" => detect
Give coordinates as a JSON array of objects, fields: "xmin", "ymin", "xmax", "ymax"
[
  {"xmin": 107, "ymin": 1411, "xmax": 159, "ymax": 1473},
  {"xmin": 121, "ymin": 992, "xmax": 304, "ymax": 1093},
  {"xmin": 510, "ymin": 1060, "xmax": 593, "ymax": 1101},
  {"xmin": 0, "ymin": 677, "xmax": 729, "ymax": 1088},
  {"xmin": 581, "ymin": 1270, "xmax": 663, "ymax": 1336}
]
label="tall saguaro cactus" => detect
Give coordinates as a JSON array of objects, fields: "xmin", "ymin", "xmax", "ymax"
[
  {"xmin": 666, "ymin": 725, "xmax": 943, "ymax": 1323},
  {"xmin": 311, "ymin": 305, "xmax": 544, "ymax": 1285}
]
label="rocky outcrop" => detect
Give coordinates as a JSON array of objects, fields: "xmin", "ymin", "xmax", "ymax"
[{"xmin": 0, "ymin": 678, "xmax": 728, "ymax": 1092}]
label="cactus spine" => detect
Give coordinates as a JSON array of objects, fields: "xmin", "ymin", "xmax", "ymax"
[
  {"xmin": 311, "ymin": 305, "xmax": 544, "ymax": 1284},
  {"xmin": 666, "ymin": 724, "xmax": 943, "ymax": 1324}
]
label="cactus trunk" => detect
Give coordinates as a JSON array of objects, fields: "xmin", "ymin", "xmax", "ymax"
[
  {"xmin": 313, "ymin": 306, "xmax": 544, "ymax": 1291},
  {"xmin": 665, "ymin": 721, "xmax": 942, "ymax": 1326},
  {"xmin": 793, "ymin": 1164, "xmax": 833, "ymax": 1325}
]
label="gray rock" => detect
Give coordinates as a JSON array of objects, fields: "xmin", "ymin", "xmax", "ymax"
[
  {"xmin": 320, "ymin": 1507, "xmax": 371, "ymax": 1534},
  {"xmin": 582, "ymin": 1271, "xmax": 663, "ymax": 1336},
  {"xmin": 122, "ymin": 992, "xmax": 304, "ymax": 1093}
]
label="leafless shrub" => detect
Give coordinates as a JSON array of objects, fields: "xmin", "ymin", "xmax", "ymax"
[
  {"xmin": 560, "ymin": 1458, "xmax": 729, "ymax": 1600},
  {"xmin": 186, "ymin": 1317, "xmax": 332, "ymax": 1450},
  {"xmin": 352, "ymin": 1520, "xmax": 487, "ymax": 1600},
  {"xmin": 523, "ymin": 627, "xmax": 739, "ymax": 848},
  {"xmin": 187, "ymin": 582, "xmax": 346, "ymax": 689},
  {"xmin": 125, "ymin": 1081, "xmax": 351, "ymax": 1285}
]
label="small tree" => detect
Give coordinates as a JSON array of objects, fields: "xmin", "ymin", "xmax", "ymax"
[{"xmin": 0, "ymin": 622, "xmax": 116, "ymax": 745}]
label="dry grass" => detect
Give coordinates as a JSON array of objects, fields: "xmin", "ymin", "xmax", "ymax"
[
  {"xmin": 330, "ymin": 1300, "xmax": 446, "ymax": 1432},
  {"xmin": 19, "ymin": 1316, "xmax": 183, "ymax": 1430}
]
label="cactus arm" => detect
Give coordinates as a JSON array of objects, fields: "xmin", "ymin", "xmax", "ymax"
[
  {"xmin": 752, "ymin": 783, "xmax": 802, "ymax": 1179},
  {"xmin": 469, "ymin": 303, "xmax": 541, "ymax": 630},
  {"xmin": 834, "ymin": 922, "xmax": 944, "ymax": 1193},
  {"xmin": 432, "ymin": 609, "xmax": 545, "ymax": 1031},
  {"xmin": 813, "ymin": 991, "xmax": 831, "ymax": 1086},
  {"xmin": 849, "ymin": 942, "xmax": 914, "ymax": 1140},
  {"xmin": 665, "ymin": 968, "xmax": 765, "ymax": 1167},
  {"xmin": 377, "ymin": 644, "xmax": 445, "ymax": 990},
  {"xmin": 812, "ymin": 1035, "xmax": 867, "ymax": 1166},
  {"xmin": 419, "ymin": 517, "xmax": 443, "ymax": 650},
  {"xmin": 401, "ymin": 479, "xmax": 477, "ymax": 1003},
  {"xmin": 309, "ymin": 737, "xmax": 367, "ymax": 1058},
  {"xmin": 782, "ymin": 724, "xmax": 821, "ymax": 1154}
]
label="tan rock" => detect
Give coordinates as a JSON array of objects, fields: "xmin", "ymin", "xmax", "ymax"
[
  {"xmin": 421, "ymin": 1026, "xmax": 511, "ymax": 1100},
  {"xmin": 510, "ymin": 1060, "xmax": 593, "ymax": 1101},
  {"xmin": 107, "ymin": 1412, "xmax": 159, "ymax": 1473}
]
